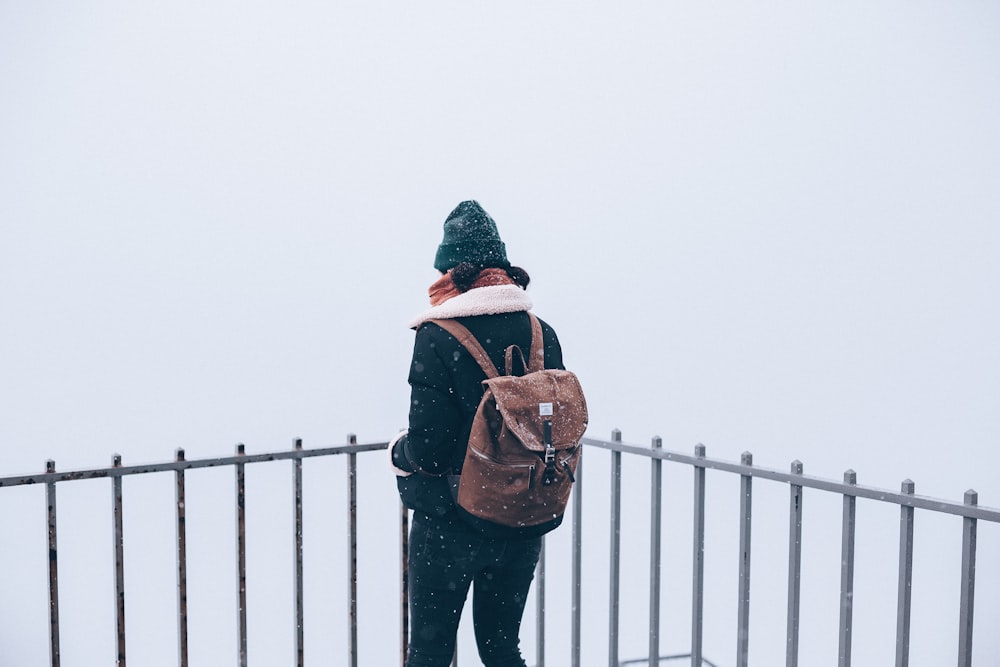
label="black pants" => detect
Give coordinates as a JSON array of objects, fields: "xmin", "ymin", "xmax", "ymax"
[{"xmin": 405, "ymin": 513, "xmax": 541, "ymax": 667}]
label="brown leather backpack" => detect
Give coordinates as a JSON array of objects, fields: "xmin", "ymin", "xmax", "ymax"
[{"xmin": 431, "ymin": 314, "xmax": 588, "ymax": 535}]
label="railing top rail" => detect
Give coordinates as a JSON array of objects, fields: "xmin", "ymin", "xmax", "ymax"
[
  {"xmin": 4, "ymin": 433, "xmax": 996, "ymax": 523},
  {"xmin": 582, "ymin": 435, "xmax": 1000, "ymax": 524},
  {"xmin": 0, "ymin": 441, "xmax": 389, "ymax": 488}
]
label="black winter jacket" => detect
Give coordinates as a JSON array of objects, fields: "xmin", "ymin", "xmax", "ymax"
[{"xmin": 392, "ymin": 306, "xmax": 564, "ymax": 525}]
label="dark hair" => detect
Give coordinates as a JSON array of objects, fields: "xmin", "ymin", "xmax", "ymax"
[
  {"xmin": 506, "ymin": 265, "xmax": 530, "ymax": 289},
  {"xmin": 451, "ymin": 262, "xmax": 531, "ymax": 292}
]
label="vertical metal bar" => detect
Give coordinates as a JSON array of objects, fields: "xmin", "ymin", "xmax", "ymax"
[
  {"xmin": 736, "ymin": 452, "xmax": 753, "ymax": 667},
  {"xmin": 175, "ymin": 449, "xmax": 189, "ymax": 667},
  {"xmin": 957, "ymin": 489, "xmax": 978, "ymax": 667},
  {"xmin": 786, "ymin": 460, "xmax": 804, "ymax": 667},
  {"xmin": 608, "ymin": 429, "xmax": 622, "ymax": 667},
  {"xmin": 347, "ymin": 434, "xmax": 358, "ymax": 667},
  {"xmin": 691, "ymin": 445, "xmax": 706, "ymax": 667},
  {"xmin": 236, "ymin": 443, "xmax": 248, "ymax": 667},
  {"xmin": 112, "ymin": 454, "xmax": 127, "ymax": 667},
  {"xmin": 648, "ymin": 436, "xmax": 662, "ymax": 667},
  {"xmin": 894, "ymin": 480, "xmax": 914, "ymax": 667},
  {"xmin": 401, "ymin": 503, "xmax": 410, "ymax": 667},
  {"xmin": 536, "ymin": 536, "xmax": 546, "ymax": 667},
  {"xmin": 838, "ymin": 470, "xmax": 857, "ymax": 667},
  {"xmin": 571, "ymin": 441, "xmax": 584, "ymax": 667},
  {"xmin": 46, "ymin": 460, "xmax": 61, "ymax": 667},
  {"xmin": 293, "ymin": 439, "xmax": 305, "ymax": 667}
]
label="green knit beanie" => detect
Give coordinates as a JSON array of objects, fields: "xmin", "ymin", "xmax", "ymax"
[{"xmin": 433, "ymin": 200, "xmax": 510, "ymax": 272}]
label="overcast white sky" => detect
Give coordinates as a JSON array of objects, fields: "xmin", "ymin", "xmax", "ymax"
[{"xmin": 2, "ymin": 1, "xmax": 998, "ymax": 665}]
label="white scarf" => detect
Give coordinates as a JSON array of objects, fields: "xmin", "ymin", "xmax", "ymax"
[{"xmin": 407, "ymin": 285, "xmax": 533, "ymax": 329}]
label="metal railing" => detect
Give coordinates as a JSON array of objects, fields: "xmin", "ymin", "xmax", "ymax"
[
  {"xmin": 0, "ymin": 436, "xmax": 383, "ymax": 667},
  {"xmin": 1, "ymin": 431, "xmax": 997, "ymax": 667},
  {"xmin": 582, "ymin": 431, "xmax": 999, "ymax": 667}
]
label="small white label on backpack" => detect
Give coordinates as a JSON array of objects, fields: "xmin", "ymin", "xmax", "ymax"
[{"xmin": 539, "ymin": 402, "xmax": 553, "ymax": 416}]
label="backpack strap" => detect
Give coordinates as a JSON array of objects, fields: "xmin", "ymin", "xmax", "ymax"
[
  {"xmin": 429, "ymin": 319, "xmax": 500, "ymax": 379},
  {"xmin": 429, "ymin": 313, "xmax": 546, "ymax": 377},
  {"xmin": 504, "ymin": 345, "xmax": 528, "ymax": 376},
  {"xmin": 526, "ymin": 313, "xmax": 545, "ymax": 372}
]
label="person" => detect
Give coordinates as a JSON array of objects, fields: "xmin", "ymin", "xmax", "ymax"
[{"xmin": 388, "ymin": 200, "xmax": 566, "ymax": 667}]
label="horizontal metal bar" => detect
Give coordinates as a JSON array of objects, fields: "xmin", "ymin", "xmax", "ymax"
[
  {"xmin": 581, "ymin": 438, "xmax": 1000, "ymax": 523},
  {"xmin": 619, "ymin": 654, "xmax": 720, "ymax": 667},
  {"xmin": 0, "ymin": 441, "xmax": 388, "ymax": 488},
  {"xmin": 10, "ymin": 437, "xmax": 996, "ymax": 523}
]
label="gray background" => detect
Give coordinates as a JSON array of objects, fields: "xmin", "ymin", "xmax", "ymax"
[{"xmin": 2, "ymin": 1, "xmax": 998, "ymax": 665}]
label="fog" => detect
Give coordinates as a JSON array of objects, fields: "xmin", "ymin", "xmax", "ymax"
[{"xmin": 2, "ymin": 1, "xmax": 998, "ymax": 665}]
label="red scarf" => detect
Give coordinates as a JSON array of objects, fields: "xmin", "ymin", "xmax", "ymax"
[{"xmin": 428, "ymin": 268, "xmax": 515, "ymax": 306}]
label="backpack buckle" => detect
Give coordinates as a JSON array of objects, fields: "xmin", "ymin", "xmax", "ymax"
[{"xmin": 543, "ymin": 442, "xmax": 557, "ymax": 485}]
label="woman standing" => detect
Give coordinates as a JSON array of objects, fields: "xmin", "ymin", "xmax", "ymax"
[{"xmin": 389, "ymin": 200, "xmax": 566, "ymax": 667}]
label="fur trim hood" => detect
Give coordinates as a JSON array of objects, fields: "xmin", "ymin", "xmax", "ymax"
[{"xmin": 407, "ymin": 284, "xmax": 533, "ymax": 329}]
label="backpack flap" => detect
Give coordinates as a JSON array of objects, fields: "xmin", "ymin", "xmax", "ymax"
[{"xmin": 484, "ymin": 369, "xmax": 588, "ymax": 453}]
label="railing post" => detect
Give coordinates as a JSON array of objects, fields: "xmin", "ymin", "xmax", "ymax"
[
  {"xmin": 894, "ymin": 480, "xmax": 914, "ymax": 667},
  {"xmin": 347, "ymin": 434, "xmax": 359, "ymax": 667},
  {"xmin": 293, "ymin": 438, "xmax": 305, "ymax": 667},
  {"xmin": 46, "ymin": 459, "xmax": 61, "ymax": 667},
  {"xmin": 736, "ymin": 452, "xmax": 753, "ymax": 667},
  {"xmin": 648, "ymin": 436, "xmax": 662, "ymax": 667},
  {"xmin": 786, "ymin": 461, "xmax": 804, "ymax": 667},
  {"xmin": 536, "ymin": 536, "xmax": 546, "ymax": 667},
  {"xmin": 112, "ymin": 454, "xmax": 126, "ymax": 667},
  {"xmin": 691, "ymin": 445, "xmax": 706, "ymax": 667},
  {"xmin": 235, "ymin": 443, "xmax": 248, "ymax": 667},
  {"xmin": 838, "ymin": 470, "xmax": 857, "ymax": 667},
  {"xmin": 957, "ymin": 489, "xmax": 977, "ymax": 667},
  {"xmin": 571, "ymin": 439, "xmax": 584, "ymax": 667},
  {"xmin": 175, "ymin": 448, "xmax": 189, "ymax": 667},
  {"xmin": 400, "ymin": 503, "xmax": 410, "ymax": 667},
  {"xmin": 608, "ymin": 428, "xmax": 622, "ymax": 667}
]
